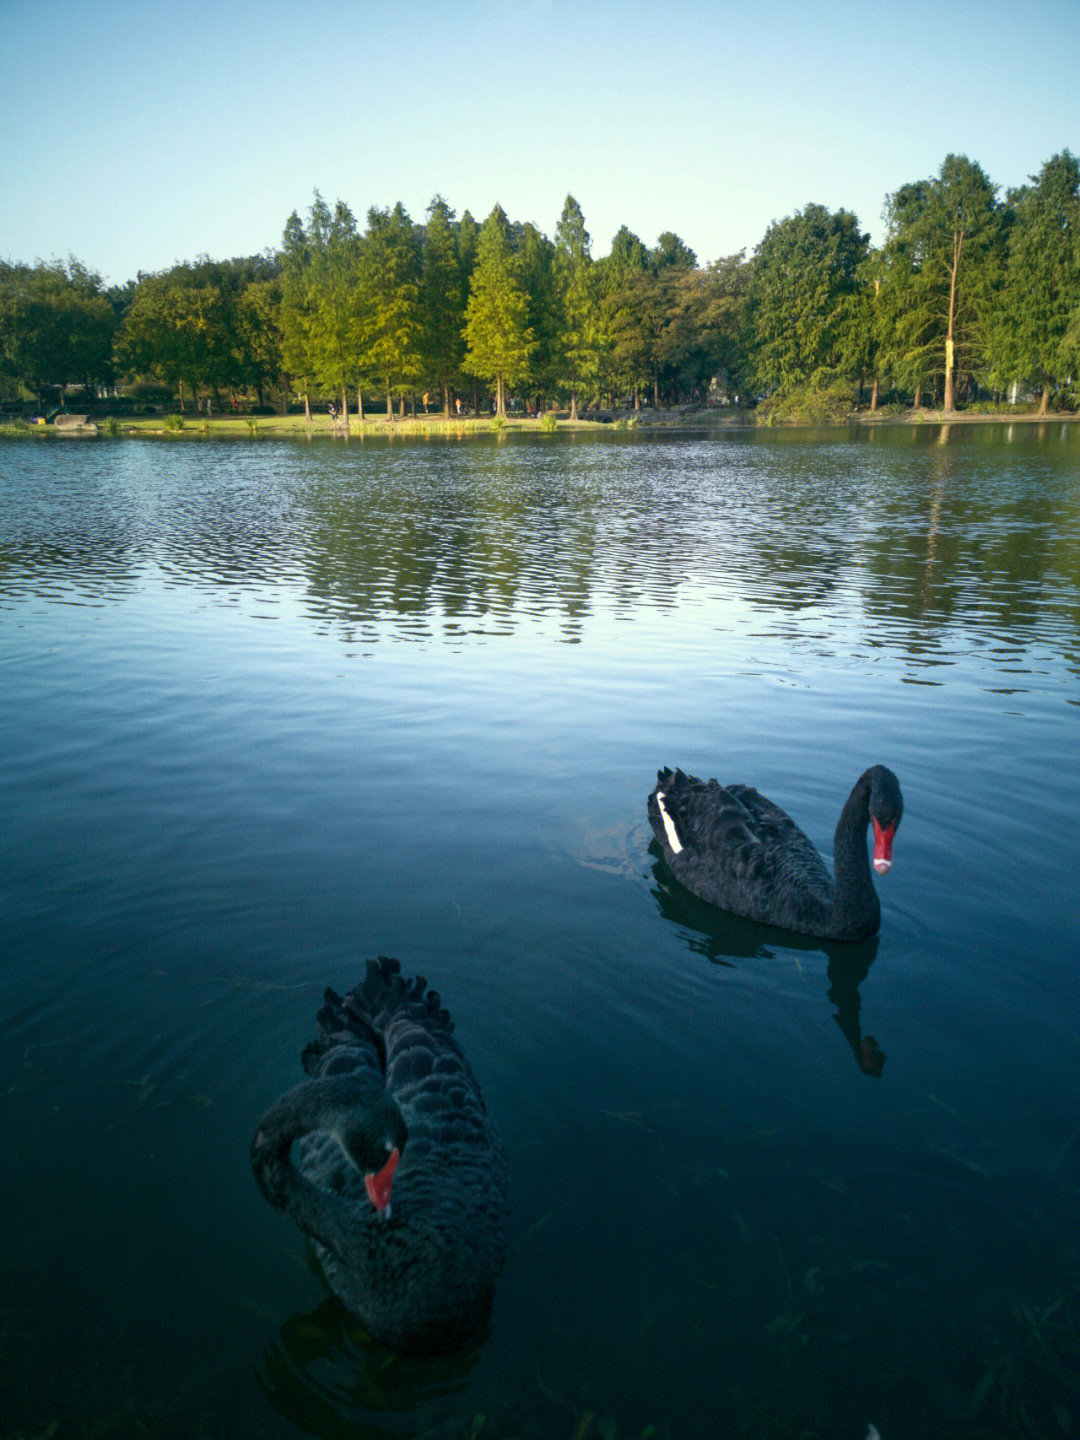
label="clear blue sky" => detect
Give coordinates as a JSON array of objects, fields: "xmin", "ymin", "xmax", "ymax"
[{"xmin": 3, "ymin": 0, "xmax": 1077, "ymax": 287}]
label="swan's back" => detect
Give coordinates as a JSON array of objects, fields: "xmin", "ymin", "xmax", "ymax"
[{"xmin": 649, "ymin": 768, "xmax": 834, "ymax": 933}]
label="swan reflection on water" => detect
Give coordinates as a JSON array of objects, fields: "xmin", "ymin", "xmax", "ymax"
[
  {"xmin": 255, "ymin": 1293, "xmax": 481, "ymax": 1440},
  {"xmin": 649, "ymin": 846, "xmax": 887, "ymax": 1077}
]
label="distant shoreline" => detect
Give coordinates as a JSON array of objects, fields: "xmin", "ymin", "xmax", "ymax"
[{"xmin": 5, "ymin": 406, "xmax": 1077, "ymax": 438}]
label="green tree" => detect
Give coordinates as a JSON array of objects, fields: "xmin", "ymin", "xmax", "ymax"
[
  {"xmin": 419, "ymin": 195, "xmax": 466, "ymax": 415},
  {"xmin": 115, "ymin": 265, "xmax": 228, "ymax": 410},
  {"xmin": 279, "ymin": 208, "xmax": 320, "ymax": 419},
  {"xmin": 604, "ymin": 267, "xmax": 669, "ymax": 407},
  {"xmin": 514, "ymin": 221, "xmax": 560, "ymax": 409},
  {"xmin": 872, "ymin": 183, "xmax": 938, "ymax": 405},
  {"xmin": 598, "ymin": 227, "xmax": 651, "ymax": 406},
  {"xmin": 313, "ymin": 198, "xmax": 365, "ymax": 426},
  {"xmin": 743, "ymin": 203, "xmax": 869, "ymax": 396},
  {"xmin": 462, "ymin": 205, "xmax": 536, "ymax": 417},
  {"xmin": 362, "ymin": 202, "xmax": 422, "ymax": 419},
  {"xmin": 882, "ymin": 156, "xmax": 1004, "ymax": 412},
  {"xmin": 553, "ymin": 194, "xmax": 602, "ymax": 418},
  {"xmin": 604, "ymin": 225, "xmax": 649, "ymax": 282},
  {"xmin": 661, "ymin": 253, "xmax": 749, "ymax": 404},
  {"xmin": 988, "ymin": 150, "xmax": 1080, "ymax": 411},
  {"xmin": 650, "ymin": 232, "xmax": 697, "ymax": 271},
  {"xmin": 234, "ymin": 276, "xmax": 283, "ymax": 409},
  {"xmin": 0, "ymin": 258, "xmax": 116, "ymax": 405}
]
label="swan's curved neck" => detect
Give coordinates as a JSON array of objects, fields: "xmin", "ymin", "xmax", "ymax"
[
  {"xmin": 252, "ymin": 1075, "xmax": 382, "ymax": 1251},
  {"xmin": 830, "ymin": 781, "xmax": 879, "ymax": 936}
]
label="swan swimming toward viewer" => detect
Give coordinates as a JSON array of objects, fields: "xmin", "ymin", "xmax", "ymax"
[{"xmin": 252, "ymin": 957, "xmax": 508, "ymax": 1355}]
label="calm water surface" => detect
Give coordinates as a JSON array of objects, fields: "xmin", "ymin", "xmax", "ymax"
[{"xmin": 2, "ymin": 425, "xmax": 1078, "ymax": 1440}]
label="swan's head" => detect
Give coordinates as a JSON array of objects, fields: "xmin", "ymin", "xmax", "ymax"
[
  {"xmin": 866, "ymin": 766, "xmax": 903, "ymax": 875},
  {"xmin": 340, "ymin": 1095, "xmax": 408, "ymax": 1221}
]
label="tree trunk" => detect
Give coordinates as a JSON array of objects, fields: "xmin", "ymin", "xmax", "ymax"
[
  {"xmin": 303, "ymin": 392, "xmax": 311, "ymax": 422},
  {"xmin": 386, "ymin": 388, "xmax": 394, "ymax": 421},
  {"xmin": 870, "ymin": 375, "xmax": 879, "ymax": 413},
  {"xmin": 943, "ymin": 226, "xmax": 964, "ymax": 414},
  {"xmin": 496, "ymin": 374, "xmax": 505, "ymax": 418},
  {"xmin": 341, "ymin": 386, "xmax": 349, "ymax": 434},
  {"xmin": 442, "ymin": 385, "xmax": 450, "ymax": 419},
  {"xmin": 912, "ymin": 383, "xmax": 921, "ymax": 411},
  {"xmin": 569, "ymin": 392, "xmax": 578, "ymax": 421},
  {"xmin": 1039, "ymin": 385, "xmax": 1050, "ymax": 415},
  {"xmin": 357, "ymin": 388, "xmax": 364, "ymax": 422}
]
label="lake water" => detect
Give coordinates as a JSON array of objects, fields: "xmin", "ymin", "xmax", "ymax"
[{"xmin": 2, "ymin": 424, "xmax": 1078, "ymax": 1440}]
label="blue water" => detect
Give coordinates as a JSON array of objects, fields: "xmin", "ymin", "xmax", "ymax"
[{"xmin": 2, "ymin": 424, "xmax": 1078, "ymax": 1439}]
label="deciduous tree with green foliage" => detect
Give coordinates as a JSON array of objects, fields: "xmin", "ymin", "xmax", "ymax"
[
  {"xmin": 0, "ymin": 258, "xmax": 116, "ymax": 405},
  {"xmin": 662, "ymin": 252, "xmax": 749, "ymax": 404},
  {"xmin": 462, "ymin": 205, "xmax": 536, "ymax": 418},
  {"xmin": 116, "ymin": 265, "xmax": 229, "ymax": 410}
]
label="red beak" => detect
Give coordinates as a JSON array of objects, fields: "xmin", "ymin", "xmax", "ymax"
[
  {"xmin": 364, "ymin": 1147, "xmax": 400, "ymax": 1217},
  {"xmin": 871, "ymin": 817, "xmax": 896, "ymax": 875}
]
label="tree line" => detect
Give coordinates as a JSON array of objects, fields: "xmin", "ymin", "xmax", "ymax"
[{"xmin": 2, "ymin": 151, "xmax": 1078, "ymax": 420}]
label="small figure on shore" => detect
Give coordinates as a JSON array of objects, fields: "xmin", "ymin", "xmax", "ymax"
[{"xmin": 329, "ymin": 402, "xmax": 337, "ymax": 422}]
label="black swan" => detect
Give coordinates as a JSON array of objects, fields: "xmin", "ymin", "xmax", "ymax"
[
  {"xmin": 648, "ymin": 765, "xmax": 903, "ymax": 941},
  {"xmin": 252, "ymin": 957, "xmax": 508, "ymax": 1355}
]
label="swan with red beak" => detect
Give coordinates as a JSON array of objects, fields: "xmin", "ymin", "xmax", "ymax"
[
  {"xmin": 252, "ymin": 958, "xmax": 508, "ymax": 1354},
  {"xmin": 649, "ymin": 764, "xmax": 903, "ymax": 942}
]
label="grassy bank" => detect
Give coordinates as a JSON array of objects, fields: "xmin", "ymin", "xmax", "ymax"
[{"xmin": 5, "ymin": 406, "xmax": 1077, "ymax": 440}]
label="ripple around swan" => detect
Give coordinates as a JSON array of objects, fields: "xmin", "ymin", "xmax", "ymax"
[{"xmin": 2, "ymin": 425, "xmax": 1079, "ymax": 1439}]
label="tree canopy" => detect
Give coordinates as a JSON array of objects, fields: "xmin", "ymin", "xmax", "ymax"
[
  {"xmin": 3, "ymin": 148, "xmax": 1078, "ymax": 417},
  {"xmin": 462, "ymin": 206, "xmax": 536, "ymax": 417}
]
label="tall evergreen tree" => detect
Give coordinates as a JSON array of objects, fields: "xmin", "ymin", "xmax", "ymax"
[
  {"xmin": 743, "ymin": 203, "xmax": 869, "ymax": 396},
  {"xmin": 515, "ymin": 222, "xmax": 560, "ymax": 409},
  {"xmin": 553, "ymin": 195, "xmax": 602, "ymax": 418},
  {"xmin": 361, "ymin": 203, "xmax": 422, "ymax": 419},
  {"xmin": 279, "ymin": 209, "xmax": 319, "ymax": 419},
  {"xmin": 882, "ymin": 156, "xmax": 1003, "ymax": 412},
  {"xmin": 419, "ymin": 196, "xmax": 466, "ymax": 416},
  {"xmin": 988, "ymin": 150, "xmax": 1080, "ymax": 411},
  {"xmin": 462, "ymin": 205, "xmax": 536, "ymax": 418},
  {"xmin": 598, "ymin": 227, "xmax": 651, "ymax": 406},
  {"xmin": 314, "ymin": 198, "xmax": 365, "ymax": 426}
]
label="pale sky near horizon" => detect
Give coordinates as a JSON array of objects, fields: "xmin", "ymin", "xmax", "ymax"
[{"xmin": 2, "ymin": 0, "xmax": 1077, "ymax": 288}]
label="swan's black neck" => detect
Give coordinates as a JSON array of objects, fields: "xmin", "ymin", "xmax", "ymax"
[
  {"xmin": 251, "ymin": 1074, "xmax": 387, "ymax": 1255},
  {"xmin": 830, "ymin": 774, "xmax": 880, "ymax": 941}
]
